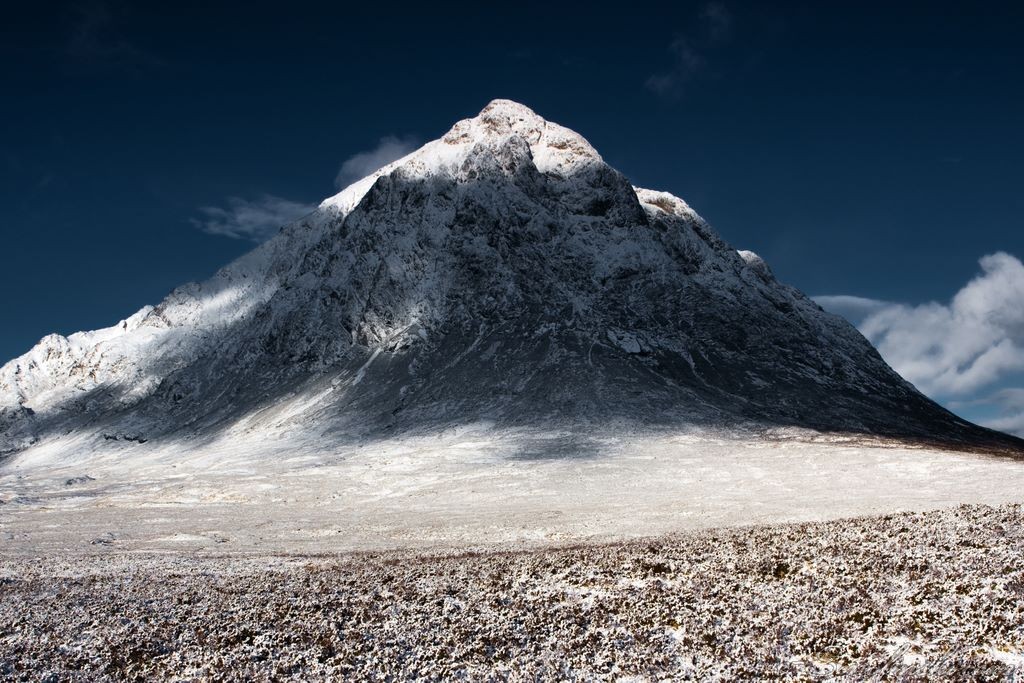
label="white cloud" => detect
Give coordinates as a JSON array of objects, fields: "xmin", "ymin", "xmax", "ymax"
[
  {"xmin": 990, "ymin": 387, "xmax": 1024, "ymax": 409},
  {"xmin": 965, "ymin": 388, "xmax": 1024, "ymax": 437},
  {"xmin": 816, "ymin": 252, "xmax": 1024, "ymax": 436},
  {"xmin": 335, "ymin": 136, "xmax": 418, "ymax": 190},
  {"xmin": 192, "ymin": 195, "xmax": 316, "ymax": 242},
  {"xmin": 858, "ymin": 253, "xmax": 1024, "ymax": 396},
  {"xmin": 988, "ymin": 413, "xmax": 1024, "ymax": 436}
]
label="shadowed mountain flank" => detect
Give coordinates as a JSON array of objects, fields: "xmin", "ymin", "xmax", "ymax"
[{"xmin": 2, "ymin": 99, "xmax": 1022, "ymax": 459}]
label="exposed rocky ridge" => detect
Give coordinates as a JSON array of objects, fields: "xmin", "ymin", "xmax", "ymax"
[{"xmin": 1, "ymin": 99, "xmax": 1021, "ymax": 457}]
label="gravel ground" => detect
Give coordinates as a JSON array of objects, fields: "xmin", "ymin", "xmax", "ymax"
[{"xmin": 1, "ymin": 504, "xmax": 1023, "ymax": 681}]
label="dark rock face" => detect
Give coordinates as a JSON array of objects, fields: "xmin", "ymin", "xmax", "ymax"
[{"xmin": 2, "ymin": 100, "xmax": 1021, "ymax": 456}]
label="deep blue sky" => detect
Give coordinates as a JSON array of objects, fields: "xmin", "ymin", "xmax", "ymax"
[{"xmin": 2, "ymin": 2, "xmax": 1023, "ymax": 430}]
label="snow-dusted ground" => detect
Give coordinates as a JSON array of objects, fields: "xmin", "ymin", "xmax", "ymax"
[
  {"xmin": 3, "ymin": 429, "xmax": 1023, "ymax": 554},
  {"xmin": 3, "ymin": 504, "xmax": 1022, "ymax": 680}
]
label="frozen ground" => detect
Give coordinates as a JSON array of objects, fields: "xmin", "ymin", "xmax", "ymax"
[
  {"xmin": 1, "ymin": 504, "xmax": 1022, "ymax": 680},
  {"xmin": 3, "ymin": 430, "xmax": 1024, "ymax": 679},
  {"xmin": 2, "ymin": 428, "xmax": 1024, "ymax": 554}
]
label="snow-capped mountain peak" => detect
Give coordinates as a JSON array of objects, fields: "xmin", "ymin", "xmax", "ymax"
[
  {"xmin": 2, "ymin": 100, "xmax": 1021, "ymax": 459},
  {"xmin": 320, "ymin": 99, "xmax": 602, "ymax": 215}
]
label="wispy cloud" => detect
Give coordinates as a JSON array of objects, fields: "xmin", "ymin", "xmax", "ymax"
[
  {"xmin": 702, "ymin": 1, "xmax": 733, "ymax": 42},
  {"xmin": 950, "ymin": 388, "xmax": 1024, "ymax": 436},
  {"xmin": 192, "ymin": 137, "xmax": 417, "ymax": 242},
  {"xmin": 192, "ymin": 195, "xmax": 316, "ymax": 242},
  {"xmin": 335, "ymin": 136, "xmax": 418, "ymax": 190},
  {"xmin": 811, "ymin": 295, "xmax": 890, "ymax": 326},
  {"xmin": 646, "ymin": 40, "xmax": 706, "ymax": 97},
  {"xmin": 65, "ymin": 2, "xmax": 159, "ymax": 71},
  {"xmin": 646, "ymin": 2, "xmax": 733, "ymax": 98},
  {"xmin": 815, "ymin": 252, "xmax": 1024, "ymax": 436},
  {"xmin": 979, "ymin": 388, "xmax": 1024, "ymax": 436}
]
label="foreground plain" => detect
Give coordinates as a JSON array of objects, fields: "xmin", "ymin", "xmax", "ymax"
[
  {"xmin": 2, "ymin": 504, "xmax": 1023, "ymax": 680},
  {"xmin": 5, "ymin": 432, "xmax": 1024, "ymax": 553}
]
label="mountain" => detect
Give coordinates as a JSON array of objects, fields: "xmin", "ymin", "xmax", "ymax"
[{"xmin": 1, "ymin": 100, "xmax": 1021, "ymax": 459}]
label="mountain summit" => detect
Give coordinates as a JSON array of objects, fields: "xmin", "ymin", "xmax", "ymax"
[{"xmin": 1, "ymin": 100, "xmax": 1020, "ymax": 457}]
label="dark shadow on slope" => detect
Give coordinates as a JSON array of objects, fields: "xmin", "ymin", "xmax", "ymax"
[
  {"xmin": 8, "ymin": 320, "xmax": 1022, "ymax": 465},
  {"xmin": 503, "ymin": 434, "xmax": 608, "ymax": 461}
]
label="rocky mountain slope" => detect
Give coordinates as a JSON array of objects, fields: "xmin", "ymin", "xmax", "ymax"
[{"xmin": 1, "ymin": 100, "xmax": 1020, "ymax": 458}]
